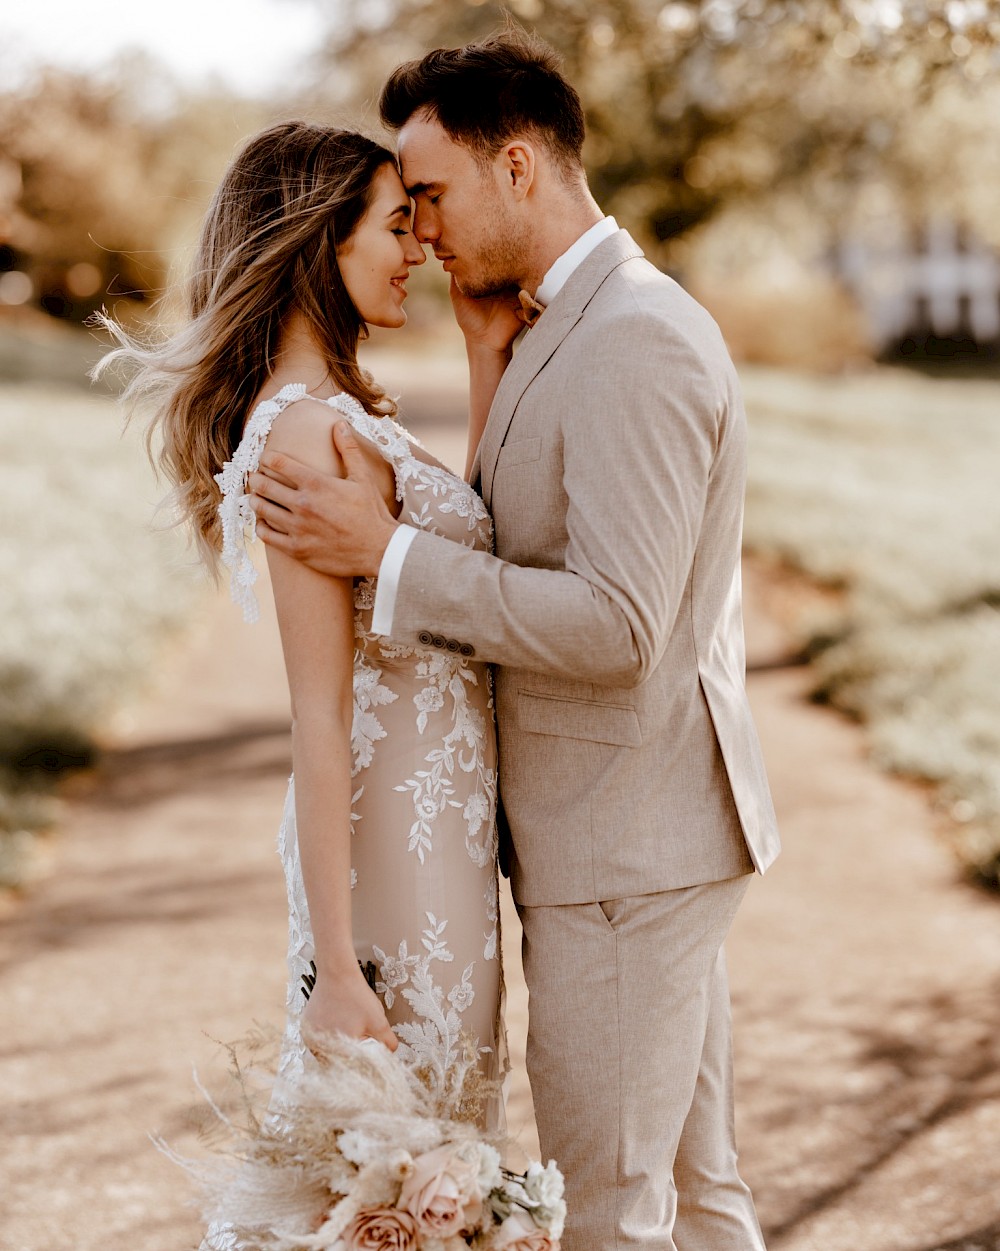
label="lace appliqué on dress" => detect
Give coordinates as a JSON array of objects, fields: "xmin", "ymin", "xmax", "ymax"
[
  {"xmin": 214, "ymin": 383, "xmax": 307, "ymax": 624},
  {"xmin": 214, "ymin": 385, "xmax": 398, "ymax": 624},
  {"xmin": 214, "ymin": 383, "xmax": 505, "ymax": 1153}
]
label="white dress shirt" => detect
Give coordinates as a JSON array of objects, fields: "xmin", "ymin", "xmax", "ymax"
[{"xmin": 370, "ymin": 216, "xmax": 619, "ymax": 637}]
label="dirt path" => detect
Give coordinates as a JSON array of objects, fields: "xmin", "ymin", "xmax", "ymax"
[{"xmin": 2, "ymin": 422, "xmax": 999, "ymax": 1251}]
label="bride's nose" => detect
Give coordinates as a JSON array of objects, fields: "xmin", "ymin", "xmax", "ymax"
[{"xmin": 405, "ymin": 235, "xmax": 426, "ymax": 265}]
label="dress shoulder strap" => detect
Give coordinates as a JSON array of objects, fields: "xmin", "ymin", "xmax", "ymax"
[
  {"xmin": 328, "ymin": 391, "xmax": 411, "ymax": 484},
  {"xmin": 215, "ymin": 384, "xmax": 412, "ymax": 622},
  {"xmin": 214, "ymin": 383, "xmax": 308, "ymax": 624}
]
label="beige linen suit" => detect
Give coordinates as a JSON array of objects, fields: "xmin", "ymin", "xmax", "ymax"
[{"xmin": 392, "ymin": 230, "xmax": 779, "ymax": 1250}]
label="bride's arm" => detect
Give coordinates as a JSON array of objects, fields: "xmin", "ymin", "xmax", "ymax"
[
  {"xmin": 263, "ymin": 402, "xmax": 397, "ymax": 1051},
  {"xmin": 448, "ymin": 276, "xmax": 522, "ymax": 480},
  {"xmin": 465, "ymin": 343, "xmax": 510, "ymax": 479}
]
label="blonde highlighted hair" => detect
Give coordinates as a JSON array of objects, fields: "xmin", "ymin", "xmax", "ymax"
[{"xmin": 98, "ymin": 121, "xmax": 398, "ymax": 568}]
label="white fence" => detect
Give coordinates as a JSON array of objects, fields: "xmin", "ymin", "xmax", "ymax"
[{"xmin": 837, "ymin": 221, "xmax": 1000, "ymax": 350}]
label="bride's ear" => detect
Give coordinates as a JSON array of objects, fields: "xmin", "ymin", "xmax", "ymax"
[{"xmin": 502, "ymin": 140, "xmax": 535, "ymax": 202}]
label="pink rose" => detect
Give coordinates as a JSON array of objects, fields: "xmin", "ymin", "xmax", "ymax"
[
  {"xmin": 398, "ymin": 1144, "xmax": 483, "ymax": 1236},
  {"xmin": 494, "ymin": 1210, "xmax": 559, "ymax": 1251},
  {"xmin": 343, "ymin": 1207, "xmax": 419, "ymax": 1251}
]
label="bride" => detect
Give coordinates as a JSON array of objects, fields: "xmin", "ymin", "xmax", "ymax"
[{"xmin": 102, "ymin": 121, "xmax": 523, "ymax": 1117}]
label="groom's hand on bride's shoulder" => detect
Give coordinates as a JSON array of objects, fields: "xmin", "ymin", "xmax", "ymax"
[{"xmin": 248, "ymin": 422, "xmax": 398, "ymax": 578}]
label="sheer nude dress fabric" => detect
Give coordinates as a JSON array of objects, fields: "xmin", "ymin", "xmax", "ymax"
[{"xmin": 216, "ymin": 381, "xmax": 505, "ymax": 1101}]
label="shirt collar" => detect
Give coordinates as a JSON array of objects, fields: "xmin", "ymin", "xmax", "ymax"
[{"xmin": 534, "ymin": 216, "xmax": 619, "ymax": 308}]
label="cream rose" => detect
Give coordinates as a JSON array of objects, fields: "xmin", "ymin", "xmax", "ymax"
[
  {"xmin": 493, "ymin": 1210, "xmax": 559, "ymax": 1251},
  {"xmin": 343, "ymin": 1207, "xmax": 418, "ymax": 1251},
  {"xmin": 398, "ymin": 1143, "xmax": 483, "ymax": 1236}
]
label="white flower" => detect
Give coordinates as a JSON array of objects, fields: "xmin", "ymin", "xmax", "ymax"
[
  {"xmin": 477, "ymin": 1143, "xmax": 503, "ymax": 1195},
  {"xmin": 417, "ymin": 792, "xmax": 444, "ymax": 819},
  {"xmin": 523, "ymin": 1162, "xmax": 566, "ymax": 1238},
  {"xmin": 374, "ymin": 941, "xmax": 417, "ymax": 1007},
  {"xmin": 379, "ymin": 953, "xmax": 412, "ymax": 989},
  {"xmin": 338, "ymin": 1128, "xmax": 384, "ymax": 1166},
  {"xmin": 463, "ymin": 792, "xmax": 489, "ymax": 831},
  {"xmin": 414, "ymin": 687, "xmax": 445, "ymax": 715},
  {"xmin": 414, "ymin": 685, "xmax": 446, "ymax": 732},
  {"xmin": 447, "ymin": 978, "xmax": 475, "ymax": 1012},
  {"xmin": 524, "ymin": 1162, "xmax": 564, "ymax": 1209}
]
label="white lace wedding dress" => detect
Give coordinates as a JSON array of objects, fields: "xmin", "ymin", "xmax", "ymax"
[{"xmin": 204, "ymin": 384, "xmax": 505, "ymax": 1248}]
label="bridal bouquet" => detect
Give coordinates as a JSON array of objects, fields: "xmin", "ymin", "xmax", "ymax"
[{"xmin": 174, "ymin": 1032, "xmax": 565, "ymax": 1251}]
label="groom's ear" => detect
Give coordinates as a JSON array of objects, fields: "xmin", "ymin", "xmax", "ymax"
[{"xmin": 501, "ymin": 140, "xmax": 536, "ymax": 202}]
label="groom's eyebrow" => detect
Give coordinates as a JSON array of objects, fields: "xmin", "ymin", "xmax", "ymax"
[{"xmin": 405, "ymin": 181, "xmax": 438, "ymax": 197}]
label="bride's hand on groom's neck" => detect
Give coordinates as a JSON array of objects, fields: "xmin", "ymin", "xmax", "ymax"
[{"xmin": 449, "ymin": 276, "xmax": 522, "ymax": 356}]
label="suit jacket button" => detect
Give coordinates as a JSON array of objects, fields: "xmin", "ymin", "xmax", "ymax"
[
  {"xmin": 459, "ymin": 643, "xmax": 475, "ymax": 657},
  {"xmin": 418, "ymin": 630, "xmax": 433, "ymax": 645},
  {"xmin": 432, "ymin": 634, "xmax": 446, "ymax": 649},
  {"xmin": 446, "ymin": 638, "xmax": 460, "ymax": 652}
]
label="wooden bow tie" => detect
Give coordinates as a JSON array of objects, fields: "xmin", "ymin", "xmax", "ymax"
[{"xmin": 517, "ymin": 289, "xmax": 545, "ymax": 328}]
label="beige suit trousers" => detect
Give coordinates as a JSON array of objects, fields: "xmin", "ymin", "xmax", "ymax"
[{"xmin": 518, "ymin": 875, "xmax": 764, "ymax": 1251}]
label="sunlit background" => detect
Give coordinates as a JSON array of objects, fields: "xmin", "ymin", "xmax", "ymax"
[
  {"xmin": 4, "ymin": 0, "xmax": 998, "ymax": 878},
  {"xmin": 2, "ymin": 3, "xmax": 1000, "ymax": 1247}
]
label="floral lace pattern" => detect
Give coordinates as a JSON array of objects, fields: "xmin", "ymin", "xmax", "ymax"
[{"xmin": 215, "ymin": 384, "xmax": 504, "ymax": 1126}]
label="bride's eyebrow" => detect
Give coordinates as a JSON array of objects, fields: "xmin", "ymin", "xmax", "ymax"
[{"xmin": 387, "ymin": 203, "xmax": 412, "ymax": 219}]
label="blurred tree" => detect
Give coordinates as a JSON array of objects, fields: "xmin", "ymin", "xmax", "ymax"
[
  {"xmin": 0, "ymin": 57, "xmax": 267, "ymax": 323},
  {"xmin": 302, "ymin": 0, "xmax": 1000, "ymax": 263}
]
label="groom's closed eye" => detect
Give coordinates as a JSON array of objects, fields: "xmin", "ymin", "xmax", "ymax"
[{"xmin": 406, "ymin": 182, "xmax": 441, "ymax": 202}]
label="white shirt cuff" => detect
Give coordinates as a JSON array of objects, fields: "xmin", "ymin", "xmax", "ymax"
[{"xmin": 371, "ymin": 525, "xmax": 419, "ymax": 636}]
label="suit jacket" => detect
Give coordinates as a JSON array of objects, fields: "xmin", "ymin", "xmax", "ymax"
[{"xmin": 393, "ymin": 229, "xmax": 780, "ymax": 906}]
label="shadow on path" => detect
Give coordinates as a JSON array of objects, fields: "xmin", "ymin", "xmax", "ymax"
[
  {"xmin": 89, "ymin": 717, "xmax": 291, "ymax": 809},
  {"xmin": 0, "ymin": 718, "xmax": 292, "ymax": 976},
  {"xmin": 920, "ymin": 1223, "xmax": 1000, "ymax": 1251},
  {"xmin": 756, "ymin": 978, "xmax": 1000, "ymax": 1248}
]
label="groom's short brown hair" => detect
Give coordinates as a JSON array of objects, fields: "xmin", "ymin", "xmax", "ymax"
[{"xmin": 379, "ymin": 29, "xmax": 585, "ymax": 170}]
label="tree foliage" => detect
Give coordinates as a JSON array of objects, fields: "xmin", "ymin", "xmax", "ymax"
[
  {"xmin": 0, "ymin": 59, "xmax": 266, "ymax": 321},
  {"xmin": 305, "ymin": 0, "xmax": 1000, "ymax": 262}
]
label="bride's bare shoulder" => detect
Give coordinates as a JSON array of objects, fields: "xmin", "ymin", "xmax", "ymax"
[{"xmin": 264, "ymin": 395, "xmax": 347, "ymax": 478}]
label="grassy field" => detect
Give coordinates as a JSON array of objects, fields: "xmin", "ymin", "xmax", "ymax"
[
  {"xmin": 0, "ymin": 380, "xmax": 203, "ymax": 884},
  {"xmin": 742, "ymin": 365, "xmax": 1000, "ymax": 887}
]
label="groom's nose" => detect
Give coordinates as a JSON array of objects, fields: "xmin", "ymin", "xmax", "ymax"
[{"xmin": 412, "ymin": 202, "xmax": 439, "ymax": 245}]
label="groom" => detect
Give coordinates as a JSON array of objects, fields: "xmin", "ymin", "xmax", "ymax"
[{"xmin": 250, "ymin": 29, "xmax": 779, "ymax": 1251}]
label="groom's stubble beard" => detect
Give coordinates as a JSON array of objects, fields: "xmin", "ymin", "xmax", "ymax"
[{"xmin": 452, "ymin": 184, "xmax": 531, "ymax": 300}]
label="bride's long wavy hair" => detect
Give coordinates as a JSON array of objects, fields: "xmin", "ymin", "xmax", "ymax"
[{"xmin": 98, "ymin": 121, "xmax": 398, "ymax": 569}]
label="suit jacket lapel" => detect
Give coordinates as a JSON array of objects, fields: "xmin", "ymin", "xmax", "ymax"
[{"xmin": 477, "ymin": 230, "xmax": 645, "ymax": 507}]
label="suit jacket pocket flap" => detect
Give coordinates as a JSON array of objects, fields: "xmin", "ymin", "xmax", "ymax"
[
  {"xmin": 497, "ymin": 437, "xmax": 542, "ymax": 468},
  {"xmin": 517, "ymin": 690, "xmax": 641, "ymax": 747}
]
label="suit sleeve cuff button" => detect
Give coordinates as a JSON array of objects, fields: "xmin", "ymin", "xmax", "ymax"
[
  {"xmin": 459, "ymin": 643, "xmax": 475, "ymax": 657},
  {"xmin": 417, "ymin": 630, "xmax": 433, "ymax": 645}
]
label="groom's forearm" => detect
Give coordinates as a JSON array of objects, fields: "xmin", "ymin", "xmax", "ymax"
[
  {"xmin": 388, "ymin": 531, "xmax": 657, "ymax": 687},
  {"xmin": 383, "ymin": 310, "xmax": 735, "ymax": 687}
]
